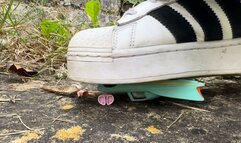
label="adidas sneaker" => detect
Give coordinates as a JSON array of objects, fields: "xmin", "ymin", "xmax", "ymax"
[{"xmin": 67, "ymin": 0, "xmax": 241, "ymax": 84}]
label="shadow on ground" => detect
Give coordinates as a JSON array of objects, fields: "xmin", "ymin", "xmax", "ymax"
[{"xmin": 0, "ymin": 74, "xmax": 240, "ymax": 143}]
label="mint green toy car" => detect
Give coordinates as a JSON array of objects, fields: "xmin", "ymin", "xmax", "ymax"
[{"xmin": 98, "ymin": 80, "xmax": 205, "ymax": 103}]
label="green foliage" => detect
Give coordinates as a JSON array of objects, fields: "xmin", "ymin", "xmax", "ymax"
[
  {"xmin": 40, "ymin": 20, "xmax": 70, "ymax": 45},
  {"xmin": 0, "ymin": 0, "xmax": 44, "ymax": 33},
  {"xmin": 85, "ymin": 0, "xmax": 101, "ymax": 27},
  {"xmin": 39, "ymin": 0, "xmax": 48, "ymax": 6},
  {"xmin": 0, "ymin": 0, "xmax": 14, "ymax": 30}
]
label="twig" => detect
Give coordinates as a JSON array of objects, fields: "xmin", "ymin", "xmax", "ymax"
[
  {"xmin": 0, "ymin": 72, "xmax": 9, "ymax": 75},
  {"xmin": 169, "ymin": 102, "xmax": 210, "ymax": 113},
  {"xmin": 51, "ymin": 115, "xmax": 76, "ymax": 124},
  {"xmin": 10, "ymin": 95, "xmax": 20, "ymax": 103},
  {"xmin": 0, "ymin": 95, "xmax": 22, "ymax": 103},
  {"xmin": 0, "ymin": 98, "xmax": 22, "ymax": 103},
  {"xmin": 0, "ymin": 128, "xmax": 45, "ymax": 137},
  {"xmin": 44, "ymin": 96, "xmax": 63, "ymax": 105},
  {"xmin": 52, "ymin": 118, "xmax": 77, "ymax": 124},
  {"xmin": 0, "ymin": 114, "xmax": 44, "ymax": 132},
  {"xmin": 37, "ymin": 96, "xmax": 63, "ymax": 109},
  {"xmin": 17, "ymin": 116, "xmax": 34, "ymax": 131},
  {"xmin": 42, "ymin": 113, "xmax": 76, "ymax": 124},
  {"xmin": 0, "ymin": 130, "xmax": 29, "ymax": 136},
  {"xmin": 167, "ymin": 111, "xmax": 185, "ymax": 129},
  {"xmin": 51, "ymin": 114, "xmax": 63, "ymax": 124},
  {"xmin": 0, "ymin": 113, "xmax": 18, "ymax": 118}
]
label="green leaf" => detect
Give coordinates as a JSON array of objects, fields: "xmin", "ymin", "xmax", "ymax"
[
  {"xmin": 85, "ymin": 0, "xmax": 101, "ymax": 27},
  {"xmin": 40, "ymin": 20, "xmax": 70, "ymax": 45},
  {"xmin": 0, "ymin": 0, "xmax": 14, "ymax": 30}
]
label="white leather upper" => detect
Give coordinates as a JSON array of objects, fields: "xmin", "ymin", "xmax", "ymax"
[
  {"xmin": 117, "ymin": 0, "xmax": 175, "ymax": 25},
  {"xmin": 133, "ymin": 16, "xmax": 176, "ymax": 48},
  {"xmin": 69, "ymin": 26, "xmax": 114, "ymax": 49},
  {"xmin": 169, "ymin": 3, "xmax": 205, "ymax": 42},
  {"xmin": 113, "ymin": 23, "xmax": 137, "ymax": 49},
  {"xmin": 68, "ymin": 0, "xmax": 180, "ymax": 50},
  {"xmin": 69, "ymin": 14, "xmax": 178, "ymax": 50},
  {"xmin": 203, "ymin": 0, "xmax": 233, "ymax": 40},
  {"xmin": 68, "ymin": 0, "xmax": 231, "ymax": 51}
]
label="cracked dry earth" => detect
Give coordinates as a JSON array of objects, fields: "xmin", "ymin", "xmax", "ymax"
[{"xmin": 0, "ymin": 73, "xmax": 240, "ymax": 143}]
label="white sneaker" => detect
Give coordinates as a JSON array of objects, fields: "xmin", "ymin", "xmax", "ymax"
[{"xmin": 67, "ymin": 0, "xmax": 241, "ymax": 84}]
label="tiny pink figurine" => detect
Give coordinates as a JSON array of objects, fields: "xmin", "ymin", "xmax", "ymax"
[{"xmin": 98, "ymin": 94, "xmax": 114, "ymax": 106}]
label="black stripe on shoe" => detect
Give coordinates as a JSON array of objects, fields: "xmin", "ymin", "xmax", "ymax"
[
  {"xmin": 178, "ymin": 0, "xmax": 223, "ymax": 41},
  {"xmin": 215, "ymin": 0, "xmax": 241, "ymax": 38},
  {"xmin": 148, "ymin": 6, "xmax": 197, "ymax": 43}
]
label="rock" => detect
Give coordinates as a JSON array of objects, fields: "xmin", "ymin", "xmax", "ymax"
[
  {"xmin": 69, "ymin": 0, "xmax": 121, "ymax": 25},
  {"xmin": 63, "ymin": 0, "xmax": 71, "ymax": 6},
  {"xmin": 21, "ymin": 0, "xmax": 121, "ymax": 26},
  {"xmin": 70, "ymin": 0, "xmax": 121, "ymax": 14},
  {"xmin": 0, "ymin": 39, "xmax": 7, "ymax": 47},
  {"xmin": 4, "ymin": 1, "xmax": 121, "ymax": 39}
]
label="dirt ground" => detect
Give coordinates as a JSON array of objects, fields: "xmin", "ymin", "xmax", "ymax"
[{"xmin": 0, "ymin": 73, "xmax": 241, "ymax": 143}]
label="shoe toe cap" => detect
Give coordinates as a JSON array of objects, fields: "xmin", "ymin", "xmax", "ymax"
[{"xmin": 68, "ymin": 26, "xmax": 114, "ymax": 49}]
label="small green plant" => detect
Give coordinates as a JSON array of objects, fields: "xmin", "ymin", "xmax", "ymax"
[
  {"xmin": 40, "ymin": 20, "xmax": 70, "ymax": 45},
  {"xmin": 0, "ymin": 0, "xmax": 14, "ymax": 31},
  {"xmin": 1, "ymin": 0, "xmax": 44, "ymax": 33},
  {"xmin": 85, "ymin": 0, "xmax": 101, "ymax": 27},
  {"xmin": 39, "ymin": 0, "xmax": 48, "ymax": 6}
]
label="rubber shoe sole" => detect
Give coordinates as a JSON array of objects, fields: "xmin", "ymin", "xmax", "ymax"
[{"xmin": 67, "ymin": 38, "xmax": 241, "ymax": 84}]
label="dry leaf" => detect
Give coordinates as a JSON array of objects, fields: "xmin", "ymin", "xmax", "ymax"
[
  {"xmin": 146, "ymin": 126, "xmax": 162, "ymax": 134},
  {"xmin": 8, "ymin": 64, "xmax": 38, "ymax": 77},
  {"xmin": 41, "ymin": 85, "xmax": 79, "ymax": 95},
  {"xmin": 52, "ymin": 126, "xmax": 84, "ymax": 141},
  {"xmin": 62, "ymin": 104, "xmax": 74, "ymax": 110},
  {"xmin": 11, "ymin": 131, "xmax": 41, "ymax": 143},
  {"xmin": 8, "ymin": 80, "xmax": 46, "ymax": 91}
]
